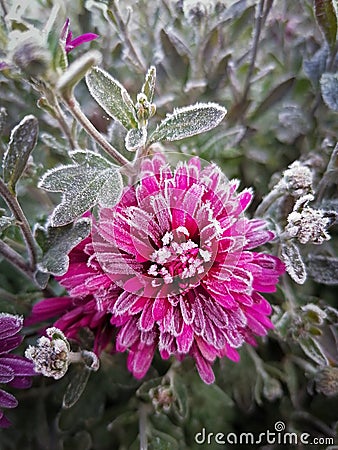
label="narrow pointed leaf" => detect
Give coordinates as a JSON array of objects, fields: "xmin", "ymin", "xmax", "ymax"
[
  {"xmin": 35, "ymin": 218, "xmax": 91, "ymax": 276},
  {"xmin": 314, "ymin": 0, "xmax": 337, "ymax": 50},
  {"xmin": 86, "ymin": 67, "xmax": 137, "ymax": 129},
  {"xmin": 250, "ymin": 77, "xmax": 295, "ymax": 120},
  {"xmin": 149, "ymin": 102, "xmax": 227, "ymax": 143},
  {"xmin": 141, "ymin": 66, "xmax": 156, "ymax": 103},
  {"xmin": 3, "ymin": 115, "xmax": 38, "ymax": 193}
]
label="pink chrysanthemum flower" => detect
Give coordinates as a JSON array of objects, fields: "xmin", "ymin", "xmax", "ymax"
[
  {"xmin": 0, "ymin": 313, "xmax": 36, "ymax": 428},
  {"xmin": 30, "ymin": 154, "xmax": 285, "ymax": 383}
]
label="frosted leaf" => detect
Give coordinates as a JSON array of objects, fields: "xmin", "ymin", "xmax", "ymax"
[
  {"xmin": 141, "ymin": 66, "xmax": 156, "ymax": 103},
  {"xmin": 2, "ymin": 115, "xmax": 38, "ymax": 193},
  {"xmin": 149, "ymin": 102, "xmax": 227, "ymax": 143},
  {"xmin": 125, "ymin": 127, "xmax": 147, "ymax": 152},
  {"xmin": 63, "ymin": 365, "xmax": 91, "ymax": 409},
  {"xmin": 280, "ymin": 240, "xmax": 307, "ymax": 284},
  {"xmin": 35, "ymin": 218, "xmax": 91, "ymax": 276},
  {"xmin": 299, "ymin": 336, "xmax": 329, "ymax": 366},
  {"xmin": 39, "ymin": 150, "xmax": 123, "ymax": 226},
  {"xmin": 320, "ymin": 72, "xmax": 338, "ymax": 111},
  {"xmin": 86, "ymin": 66, "xmax": 137, "ymax": 129}
]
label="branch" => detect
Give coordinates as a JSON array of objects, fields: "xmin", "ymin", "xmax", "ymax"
[{"xmin": 0, "ymin": 178, "xmax": 38, "ymax": 269}]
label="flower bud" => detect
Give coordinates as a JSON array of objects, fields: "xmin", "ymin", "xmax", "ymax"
[
  {"xmin": 11, "ymin": 32, "xmax": 51, "ymax": 77},
  {"xmin": 25, "ymin": 327, "xmax": 70, "ymax": 379}
]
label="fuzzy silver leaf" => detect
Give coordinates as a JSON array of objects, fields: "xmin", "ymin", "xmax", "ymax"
[{"xmin": 149, "ymin": 102, "xmax": 227, "ymax": 143}]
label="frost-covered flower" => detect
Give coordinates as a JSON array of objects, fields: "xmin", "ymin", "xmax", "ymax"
[
  {"xmin": 25, "ymin": 328, "xmax": 70, "ymax": 380},
  {"xmin": 60, "ymin": 19, "xmax": 98, "ymax": 54},
  {"xmin": 0, "ymin": 314, "xmax": 35, "ymax": 428},
  {"xmin": 285, "ymin": 194, "xmax": 333, "ymax": 244},
  {"xmin": 276, "ymin": 161, "xmax": 313, "ymax": 197},
  {"xmin": 25, "ymin": 327, "xmax": 100, "ymax": 379},
  {"xmin": 30, "ymin": 155, "xmax": 284, "ymax": 384}
]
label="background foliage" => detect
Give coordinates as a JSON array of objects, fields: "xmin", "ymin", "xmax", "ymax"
[{"xmin": 0, "ymin": 0, "xmax": 337, "ymax": 449}]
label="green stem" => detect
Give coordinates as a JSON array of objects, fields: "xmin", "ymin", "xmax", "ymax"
[
  {"xmin": 52, "ymin": 94, "xmax": 77, "ymax": 150},
  {"xmin": 0, "ymin": 178, "xmax": 37, "ymax": 269},
  {"xmin": 242, "ymin": 0, "xmax": 266, "ymax": 102},
  {"xmin": 63, "ymin": 96, "xmax": 131, "ymax": 170},
  {"xmin": 139, "ymin": 403, "xmax": 150, "ymax": 450},
  {"xmin": 254, "ymin": 187, "xmax": 283, "ymax": 217},
  {"xmin": 0, "ymin": 239, "xmax": 35, "ymax": 281}
]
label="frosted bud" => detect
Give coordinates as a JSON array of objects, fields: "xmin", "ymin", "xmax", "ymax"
[
  {"xmin": 25, "ymin": 328, "xmax": 70, "ymax": 379},
  {"xmin": 277, "ymin": 161, "xmax": 313, "ymax": 197},
  {"xmin": 285, "ymin": 195, "xmax": 332, "ymax": 245}
]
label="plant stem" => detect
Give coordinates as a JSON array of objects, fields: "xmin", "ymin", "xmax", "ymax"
[
  {"xmin": 52, "ymin": 94, "xmax": 77, "ymax": 149},
  {"xmin": 108, "ymin": 2, "xmax": 146, "ymax": 73},
  {"xmin": 254, "ymin": 187, "xmax": 283, "ymax": 217},
  {"xmin": 0, "ymin": 239, "xmax": 34, "ymax": 281},
  {"xmin": 242, "ymin": 0, "xmax": 266, "ymax": 102},
  {"xmin": 63, "ymin": 96, "xmax": 132, "ymax": 171},
  {"xmin": 0, "ymin": 178, "xmax": 37, "ymax": 269},
  {"xmin": 139, "ymin": 403, "xmax": 150, "ymax": 450}
]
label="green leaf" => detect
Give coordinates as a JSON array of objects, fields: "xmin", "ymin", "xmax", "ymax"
[
  {"xmin": 2, "ymin": 115, "xmax": 38, "ymax": 193},
  {"xmin": 34, "ymin": 270, "xmax": 50, "ymax": 289},
  {"xmin": 38, "ymin": 150, "xmax": 123, "ymax": 226},
  {"xmin": 125, "ymin": 127, "xmax": 147, "ymax": 152},
  {"xmin": 299, "ymin": 336, "xmax": 329, "ymax": 366},
  {"xmin": 314, "ymin": 0, "xmax": 337, "ymax": 50},
  {"xmin": 250, "ymin": 77, "xmax": 295, "ymax": 120},
  {"xmin": 141, "ymin": 66, "xmax": 156, "ymax": 103},
  {"xmin": 86, "ymin": 66, "xmax": 137, "ymax": 129},
  {"xmin": 63, "ymin": 366, "xmax": 91, "ymax": 409},
  {"xmin": 320, "ymin": 72, "xmax": 338, "ymax": 111},
  {"xmin": 35, "ymin": 218, "xmax": 91, "ymax": 276},
  {"xmin": 149, "ymin": 102, "xmax": 227, "ymax": 143},
  {"xmin": 307, "ymin": 254, "xmax": 338, "ymax": 285}
]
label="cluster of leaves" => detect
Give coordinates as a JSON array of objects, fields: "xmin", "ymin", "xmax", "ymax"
[{"xmin": 0, "ymin": 0, "xmax": 338, "ymax": 449}]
